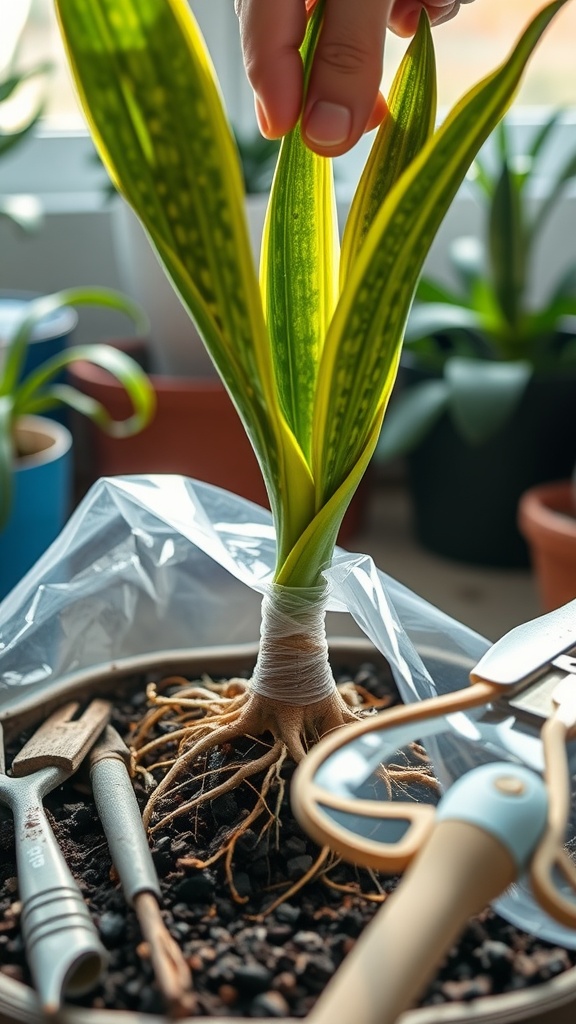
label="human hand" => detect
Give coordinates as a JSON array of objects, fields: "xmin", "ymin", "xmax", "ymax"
[{"xmin": 235, "ymin": 0, "xmax": 473, "ymax": 157}]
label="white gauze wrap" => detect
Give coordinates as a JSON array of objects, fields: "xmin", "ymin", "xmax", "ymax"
[{"xmin": 250, "ymin": 583, "xmax": 334, "ymax": 705}]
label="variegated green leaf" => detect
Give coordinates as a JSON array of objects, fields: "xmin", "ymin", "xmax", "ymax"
[
  {"xmin": 312, "ymin": 0, "xmax": 569, "ymax": 511},
  {"xmin": 340, "ymin": 11, "xmax": 437, "ymax": 285},
  {"xmin": 55, "ymin": 0, "xmax": 312, "ymax": 556},
  {"xmin": 260, "ymin": 0, "xmax": 338, "ymax": 466}
]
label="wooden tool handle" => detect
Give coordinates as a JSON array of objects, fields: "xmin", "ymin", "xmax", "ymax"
[
  {"xmin": 308, "ymin": 762, "xmax": 548, "ymax": 1024},
  {"xmin": 309, "ymin": 818, "xmax": 517, "ymax": 1024}
]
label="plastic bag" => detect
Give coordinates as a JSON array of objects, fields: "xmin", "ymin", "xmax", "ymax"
[{"xmin": 0, "ymin": 474, "xmax": 489, "ymax": 710}]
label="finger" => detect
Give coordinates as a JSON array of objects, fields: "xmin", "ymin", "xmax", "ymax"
[
  {"xmin": 235, "ymin": 0, "xmax": 307, "ymax": 138},
  {"xmin": 389, "ymin": 0, "xmax": 464, "ymax": 37},
  {"xmin": 365, "ymin": 92, "xmax": 388, "ymax": 134},
  {"xmin": 302, "ymin": 0, "xmax": 394, "ymax": 157}
]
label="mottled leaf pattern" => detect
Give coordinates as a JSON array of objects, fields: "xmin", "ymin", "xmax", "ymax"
[{"xmin": 312, "ymin": 1, "xmax": 568, "ymax": 512}]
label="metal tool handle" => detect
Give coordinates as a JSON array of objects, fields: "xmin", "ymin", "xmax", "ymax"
[
  {"xmin": 90, "ymin": 755, "xmax": 161, "ymax": 903},
  {"xmin": 9, "ymin": 770, "xmax": 107, "ymax": 1015},
  {"xmin": 308, "ymin": 763, "xmax": 548, "ymax": 1024}
]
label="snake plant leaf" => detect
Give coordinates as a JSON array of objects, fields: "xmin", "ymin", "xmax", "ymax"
[
  {"xmin": 446, "ymin": 356, "xmax": 532, "ymax": 445},
  {"xmin": 340, "ymin": 10, "xmax": 437, "ymax": 285},
  {"xmin": 261, "ymin": 1, "xmax": 338, "ymax": 465},
  {"xmin": 488, "ymin": 161, "xmax": 525, "ymax": 329},
  {"xmin": 55, "ymin": 0, "xmax": 311, "ymax": 551},
  {"xmin": 376, "ymin": 379, "xmax": 449, "ymax": 462},
  {"xmin": 312, "ymin": 0, "xmax": 569, "ymax": 513}
]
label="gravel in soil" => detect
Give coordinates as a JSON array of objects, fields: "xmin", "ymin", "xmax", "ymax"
[{"xmin": 1, "ymin": 660, "xmax": 575, "ymax": 1018}]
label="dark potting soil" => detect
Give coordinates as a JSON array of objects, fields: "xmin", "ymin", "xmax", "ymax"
[{"xmin": 1, "ymin": 660, "xmax": 575, "ymax": 1019}]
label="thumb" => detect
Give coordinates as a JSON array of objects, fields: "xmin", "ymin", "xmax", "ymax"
[{"xmin": 302, "ymin": 0, "xmax": 394, "ymax": 156}]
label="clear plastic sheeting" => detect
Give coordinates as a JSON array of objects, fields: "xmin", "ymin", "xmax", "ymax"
[{"xmin": 0, "ymin": 474, "xmax": 489, "ymax": 710}]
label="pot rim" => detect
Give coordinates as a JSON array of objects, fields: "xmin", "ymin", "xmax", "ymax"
[
  {"xmin": 1, "ymin": 639, "xmax": 575, "ymax": 1024},
  {"xmin": 518, "ymin": 480, "xmax": 576, "ymax": 543},
  {"xmin": 14, "ymin": 415, "xmax": 73, "ymax": 471}
]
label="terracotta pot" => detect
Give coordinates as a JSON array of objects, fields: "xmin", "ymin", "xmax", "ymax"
[
  {"xmin": 1, "ymin": 639, "xmax": 575, "ymax": 1024},
  {"xmin": 68, "ymin": 357, "xmax": 366, "ymax": 543},
  {"xmin": 518, "ymin": 480, "xmax": 576, "ymax": 611}
]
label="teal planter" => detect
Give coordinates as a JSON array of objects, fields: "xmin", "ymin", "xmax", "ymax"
[
  {"xmin": 0, "ymin": 416, "xmax": 73, "ymax": 601},
  {"xmin": 0, "ymin": 292, "xmax": 77, "ymax": 376},
  {"xmin": 0, "ymin": 292, "xmax": 78, "ymax": 428}
]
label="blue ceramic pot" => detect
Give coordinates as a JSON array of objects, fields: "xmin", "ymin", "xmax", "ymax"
[
  {"xmin": 0, "ymin": 291, "xmax": 78, "ymax": 377},
  {"xmin": 0, "ymin": 416, "xmax": 73, "ymax": 601},
  {"xmin": 0, "ymin": 292, "xmax": 78, "ymax": 427}
]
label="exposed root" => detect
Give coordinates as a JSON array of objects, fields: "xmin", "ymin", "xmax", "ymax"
[
  {"xmin": 131, "ymin": 664, "xmax": 437, "ymax": 908},
  {"xmin": 135, "ymin": 681, "xmax": 361, "ymax": 831},
  {"xmin": 249, "ymin": 845, "xmax": 333, "ymax": 918}
]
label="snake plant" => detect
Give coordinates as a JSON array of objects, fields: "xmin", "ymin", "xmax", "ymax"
[
  {"xmin": 0, "ymin": 287, "xmax": 156, "ymax": 528},
  {"xmin": 55, "ymin": 0, "xmax": 569, "ymax": 780}
]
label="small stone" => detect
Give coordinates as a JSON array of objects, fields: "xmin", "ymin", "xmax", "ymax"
[
  {"xmin": 232, "ymin": 962, "xmax": 273, "ymax": 995},
  {"xmin": 98, "ymin": 911, "xmax": 126, "ymax": 946},
  {"xmin": 174, "ymin": 873, "xmax": 215, "ymax": 903},
  {"xmin": 476, "ymin": 940, "xmax": 514, "ymax": 971},
  {"xmin": 293, "ymin": 930, "xmax": 325, "ymax": 952},
  {"xmin": 286, "ymin": 855, "xmax": 314, "ymax": 880},
  {"xmin": 441, "ymin": 976, "xmax": 493, "ymax": 1001},
  {"xmin": 218, "ymin": 983, "xmax": 239, "ymax": 1006},
  {"xmin": 273, "ymin": 970, "xmax": 297, "ymax": 995},
  {"xmin": 275, "ymin": 902, "xmax": 301, "ymax": 925},
  {"xmin": 250, "ymin": 990, "xmax": 291, "ymax": 1017},
  {"xmin": 210, "ymin": 792, "xmax": 239, "ymax": 825},
  {"xmin": 231, "ymin": 871, "xmax": 252, "ymax": 898},
  {"xmin": 284, "ymin": 835, "xmax": 308, "ymax": 856}
]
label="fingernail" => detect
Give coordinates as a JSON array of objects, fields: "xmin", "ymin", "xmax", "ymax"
[
  {"xmin": 305, "ymin": 101, "xmax": 352, "ymax": 148},
  {"xmin": 255, "ymin": 97, "xmax": 271, "ymax": 137}
]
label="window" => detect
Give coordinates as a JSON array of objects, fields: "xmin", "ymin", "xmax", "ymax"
[{"xmin": 8, "ymin": 0, "xmax": 576, "ymax": 133}]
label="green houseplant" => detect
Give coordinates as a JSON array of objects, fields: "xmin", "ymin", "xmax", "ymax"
[
  {"xmin": 376, "ymin": 113, "xmax": 576, "ymax": 566},
  {"xmin": 55, "ymin": 0, "xmax": 570, "ymax": 838},
  {"xmin": 0, "ymin": 287, "xmax": 155, "ymax": 599},
  {"xmin": 0, "ymin": 29, "xmax": 52, "ymax": 233}
]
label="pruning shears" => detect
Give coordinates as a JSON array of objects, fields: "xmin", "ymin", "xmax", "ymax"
[{"xmin": 292, "ymin": 600, "xmax": 576, "ymax": 1024}]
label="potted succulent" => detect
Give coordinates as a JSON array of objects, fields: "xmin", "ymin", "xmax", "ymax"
[
  {"xmin": 376, "ymin": 112, "xmax": 576, "ymax": 567},
  {"xmin": 1, "ymin": 0, "xmax": 571, "ymax": 1019},
  {"xmin": 0, "ymin": 287, "xmax": 155, "ymax": 599}
]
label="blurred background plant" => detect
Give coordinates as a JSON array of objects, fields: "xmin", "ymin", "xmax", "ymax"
[
  {"xmin": 375, "ymin": 111, "xmax": 576, "ymax": 568},
  {"xmin": 0, "ymin": 0, "xmax": 52, "ymax": 233},
  {"xmin": 378, "ymin": 112, "xmax": 576, "ymax": 457}
]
